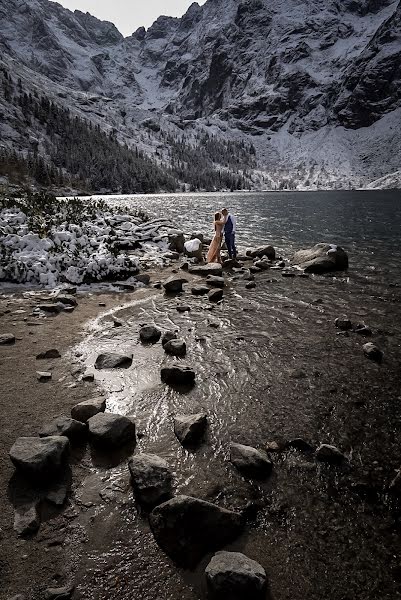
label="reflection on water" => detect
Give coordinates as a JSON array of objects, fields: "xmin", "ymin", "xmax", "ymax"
[{"xmin": 71, "ymin": 191, "xmax": 401, "ymax": 600}]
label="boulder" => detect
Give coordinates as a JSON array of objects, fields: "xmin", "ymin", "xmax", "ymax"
[
  {"xmin": 229, "ymin": 443, "xmax": 272, "ymax": 478},
  {"xmin": 248, "ymin": 245, "xmax": 275, "ymax": 260},
  {"xmin": 315, "ymin": 444, "xmax": 346, "ymax": 464},
  {"xmin": 38, "ymin": 304, "xmax": 62, "ymax": 314},
  {"xmin": 206, "ymin": 275, "xmax": 225, "ymax": 288},
  {"xmin": 88, "ymin": 413, "xmax": 136, "ymax": 449},
  {"xmin": 82, "ymin": 371, "xmax": 95, "ymax": 382},
  {"xmin": 174, "ymin": 413, "xmax": 207, "ymax": 446},
  {"xmin": 94, "ymin": 352, "xmax": 132, "ymax": 369},
  {"xmin": 55, "ymin": 295, "xmax": 77, "ymax": 307},
  {"xmin": 209, "ymin": 289, "xmax": 223, "ymax": 303},
  {"xmin": 71, "ymin": 397, "xmax": 106, "ymax": 422},
  {"xmin": 14, "ymin": 504, "xmax": 40, "ymax": 537},
  {"xmin": 10, "ymin": 436, "xmax": 69, "ymax": 478},
  {"xmin": 149, "ymin": 495, "xmax": 243, "ymax": 568},
  {"xmin": 242, "ymin": 271, "xmax": 255, "ymax": 281},
  {"xmin": 285, "ymin": 438, "xmax": 315, "ymax": 452},
  {"xmin": 128, "ymin": 453, "xmax": 173, "ymax": 506},
  {"xmin": 189, "ymin": 264, "xmax": 223, "ymax": 277},
  {"xmin": 176, "ymin": 304, "xmax": 191, "ymax": 313},
  {"xmin": 139, "ymin": 325, "xmax": 161, "ymax": 343},
  {"xmin": 354, "ymin": 324, "xmax": 372, "ymax": 337},
  {"xmin": 222, "ymin": 259, "xmax": 241, "ymax": 270},
  {"xmin": 39, "ymin": 417, "xmax": 87, "ymax": 441},
  {"xmin": 291, "ymin": 243, "xmax": 348, "ymax": 273},
  {"xmin": 254, "ymin": 260, "xmax": 270, "ymax": 270},
  {"xmin": 335, "ymin": 317, "xmax": 352, "ymax": 331},
  {"xmin": 168, "ymin": 231, "xmax": 185, "ymax": 253},
  {"xmin": 282, "ymin": 271, "xmax": 296, "ymax": 278},
  {"xmin": 163, "ymin": 276, "xmax": 188, "ymax": 293},
  {"xmin": 164, "ymin": 339, "xmax": 187, "ymax": 357},
  {"xmin": 162, "ymin": 331, "xmax": 178, "ymax": 347},
  {"xmin": 205, "ymin": 551, "xmax": 267, "ymax": 600},
  {"xmin": 249, "ymin": 266, "xmax": 262, "ymax": 274},
  {"xmin": 0, "ymin": 333, "xmax": 15, "ymax": 345},
  {"xmin": 161, "ymin": 365, "xmax": 196, "ymax": 387},
  {"xmin": 36, "ymin": 349, "xmax": 61, "ymax": 360},
  {"xmin": 184, "ymin": 238, "xmax": 203, "ymax": 261},
  {"xmin": 135, "ymin": 273, "xmax": 151, "ymax": 285},
  {"xmin": 363, "ymin": 342, "xmax": 383, "ymax": 363},
  {"xmin": 191, "ymin": 285, "xmax": 210, "ymax": 296}
]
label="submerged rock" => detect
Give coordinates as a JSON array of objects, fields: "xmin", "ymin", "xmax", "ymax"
[
  {"xmin": 205, "ymin": 551, "xmax": 267, "ymax": 600},
  {"xmin": 139, "ymin": 325, "xmax": 161, "ymax": 343},
  {"xmin": 164, "ymin": 339, "xmax": 187, "ymax": 357},
  {"xmin": 363, "ymin": 342, "xmax": 383, "ymax": 363},
  {"xmin": 10, "ymin": 436, "xmax": 69, "ymax": 478},
  {"xmin": 71, "ymin": 397, "xmax": 106, "ymax": 422},
  {"xmin": 161, "ymin": 365, "xmax": 196, "ymax": 387},
  {"xmin": 174, "ymin": 413, "xmax": 207, "ymax": 446},
  {"xmin": 291, "ymin": 243, "xmax": 348, "ymax": 273},
  {"xmin": 128, "ymin": 453, "xmax": 173, "ymax": 506},
  {"xmin": 230, "ymin": 443, "xmax": 272, "ymax": 478},
  {"xmin": 149, "ymin": 495, "xmax": 243, "ymax": 567},
  {"xmin": 94, "ymin": 352, "xmax": 133, "ymax": 369},
  {"xmin": 39, "ymin": 417, "xmax": 87, "ymax": 441},
  {"xmin": 88, "ymin": 413, "xmax": 136, "ymax": 448},
  {"xmin": 315, "ymin": 444, "xmax": 346, "ymax": 464}
]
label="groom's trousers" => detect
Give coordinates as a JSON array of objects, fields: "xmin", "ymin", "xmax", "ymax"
[{"xmin": 225, "ymin": 232, "xmax": 237, "ymax": 258}]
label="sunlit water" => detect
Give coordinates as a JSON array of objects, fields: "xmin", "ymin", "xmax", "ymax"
[{"xmin": 68, "ymin": 191, "xmax": 401, "ymax": 600}]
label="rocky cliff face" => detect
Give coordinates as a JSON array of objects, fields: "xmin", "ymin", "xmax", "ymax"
[{"xmin": 0, "ymin": 0, "xmax": 400, "ymax": 189}]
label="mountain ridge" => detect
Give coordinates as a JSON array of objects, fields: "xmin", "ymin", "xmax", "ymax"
[{"xmin": 0, "ymin": 0, "xmax": 400, "ymax": 191}]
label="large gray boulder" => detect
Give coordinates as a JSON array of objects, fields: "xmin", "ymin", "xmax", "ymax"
[
  {"xmin": 174, "ymin": 413, "xmax": 207, "ymax": 446},
  {"xmin": 95, "ymin": 352, "xmax": 133, "ymax": 369},
  {"xmin": 39, "ymin": 417, "xmax": 87, "ymax": 441},
  {"xmin": 189, "ymin": 264, "xmax": 223, "ymax": 277},
  {"xmin": 149, "ymin": 495, "xmax": 243, "ymax": 567},
  {"xmin": 248, "ymin": 245, "xmax": 275, "ymax": 260},
  {"xmin": 291, "ymin": 243, "xmax": 349, "ymax": 273},
  {"xmin": 163, "ymin": 276, "xmax": 188, "ymax": 293},
  {"xmin": 88, "ymin": 413, "xmax": 136, "ymax": 448},
  {"xmin": 205, "ymin": 551, "xmax": 267, "ymax": 600},
  {"xmin": 71, "ymin": 397, "xmax": 106, "ymax": 422},
  {"xmin": 10, "ymin": 436, "xmax": 69, "ymax": 478},
  {"xmin": 128, "ymin": 453, "xmax": 173, "ymax": 506},
  {"xmin": 161, "ymin": 365, "xmax": 196, "ymax": 387},
  {"xmin": 230, "ymin": 443, "xmax": 272, "ymax": 478}
]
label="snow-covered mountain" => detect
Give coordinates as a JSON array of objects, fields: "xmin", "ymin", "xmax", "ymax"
[{"xmin": 1, "ymin": 0, "xmax": 400, "ymax": 190}]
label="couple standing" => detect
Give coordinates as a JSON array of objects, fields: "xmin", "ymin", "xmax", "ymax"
[{"xmin": 206, "ymin": 207, "xmax": 237, "ymax": 264}]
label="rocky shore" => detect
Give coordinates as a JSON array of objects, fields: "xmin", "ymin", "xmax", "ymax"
[{"xmin": 1, "ymin": 227, "xmax": 401, "ymax": 600}]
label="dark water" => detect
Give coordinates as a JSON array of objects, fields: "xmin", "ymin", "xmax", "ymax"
[{"xmin": 67, "ymin": 191, "xmax": 401, "ymax": 600}]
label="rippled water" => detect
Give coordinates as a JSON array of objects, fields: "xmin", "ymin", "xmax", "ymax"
[{"xmin": 69, "ymin": 191, "xmax": 401, "ymax": 600}]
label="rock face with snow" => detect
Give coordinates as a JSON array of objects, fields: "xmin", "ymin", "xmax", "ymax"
[{"xmin": 1, "ymin": 0, "xmax": 400, "ymax": 189}]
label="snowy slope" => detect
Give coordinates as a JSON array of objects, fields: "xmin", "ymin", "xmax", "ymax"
[{"xmin": 0, "ymin": 0, "xmax": 400, "ymax": 189}]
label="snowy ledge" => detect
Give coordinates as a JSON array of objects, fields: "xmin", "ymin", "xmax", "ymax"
[{"xmin": 0, "ymin": 191, "xmax": 178, "ymax": 287}]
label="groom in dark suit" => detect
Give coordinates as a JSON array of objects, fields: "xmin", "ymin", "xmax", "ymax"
[{"xmin": 221, "ymin": 207, "xmax": 237, "ymax": 259}]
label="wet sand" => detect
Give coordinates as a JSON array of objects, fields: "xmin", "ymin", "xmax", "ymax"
[{"xmin": 1, "ymin": 262, "xmax": 401, "ymax": 600}]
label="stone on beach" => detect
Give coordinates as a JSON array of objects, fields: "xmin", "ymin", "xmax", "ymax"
[
  {"xmin": 88, "ymin": 413, "xmax": 136, "ymax": 448},
  {"xmin": 246, "ymin": 281, "xmax": 256, "ymax": 289},
  {"xmin": 248, "ymin": 245, "xmax": 275, "ymax": 260},
  {"xmin": 162, "ymin": 331, "xmax": 178, "ymax": 347},
  {"xmin": 10, "ymin": 436, "xmax": 69, "ymax": 478},
  {"xmin": 71, "ymin": 397, "xmax": 106, "ymax": 422},
  {"xmin": 335, "ymin": 317, "xmax": 352, "ymax": 331},
  {"xmin": 254, "ymin": 259, "xmax": 270, "ymax": 270},
  {"xmin": 38, "ymin": 303, "xmax": 62, "ymax": 314},
  {"xmin": 55, "ymin": 294, "xmax": 77, "ymax": 307},
  {"xmin": 208, "ymin": 289, "xmax": 224, "ymax": 302},
  {"xmin": 164, "ymin": 339, "xmax": 187, "ymax": 357},
  {"xmin": 14, "ymin": 504, "xmax": 40, "ymax": 537},
  {"xmin": 363, "ymin": 342, "xmax": 383, "ymax": 363},
  {"xmin": 94, "ymin": 352, "xmax": 133, "ymax": 369},
  {"xmin": 163, "ymin": 276, "xmax": 188, "ymax": 293},
  {"xmin": 174, "ymin": 413, "xmax": 207, "ymax": 446},
  {"xmin": 128, "ymin": 453, "xmax": 173, "ymax": 506},
  {"xmin": 189, "ymin": 263, "xmax": 223, "ymax": 277},
  {"xmin": 207, "ymin": 275, "xmax": 225, "ymax": 288},
  {"xmin": 44, "ymin": 587, "xmax": 74, "ymax": 600},
  {"xmin": 230, "ymin": 443, "xmax": 272, "ymax": 478},
  {"xmin": 205, "ymin": 551, "xmax": 267, "ymax": 600},
  {"xmin": 36, "ymin": 371, "xmax": 52, "ymax": 382},
  {"xmin": 291, "ymin": 243, "xmax": 348, "ymax": 273},
  {"xmin": 315, "ymin": 444, "xmax": 346, "ymax": 463},
  {"xmin": 149, "ymin": 495, "xmax": 243, "ymax": 567},
  {"xmin": 191, "ymin": 285, "xmax": 210, "ymax": 295},
  {"xmin": 36, "ymin": 349, "xmax": 61, "ymax": 360},
  {"xmin": 139, "ymin": 325, "xmax": 161, "ymax": 343},
  {"xmin": 161, "ymin": 365, "xmax": 196, "ymax": 387},
  {"xmin": 0, "ymin": 333, "xmax": 15, "ymax": 345},
  {"xmin": 39, "ymin": 417, "xmax": 87, "ymax": 441},
  {"xmin": 168, "ymin": 231, "xmax": 185, "ymax": 253}
]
